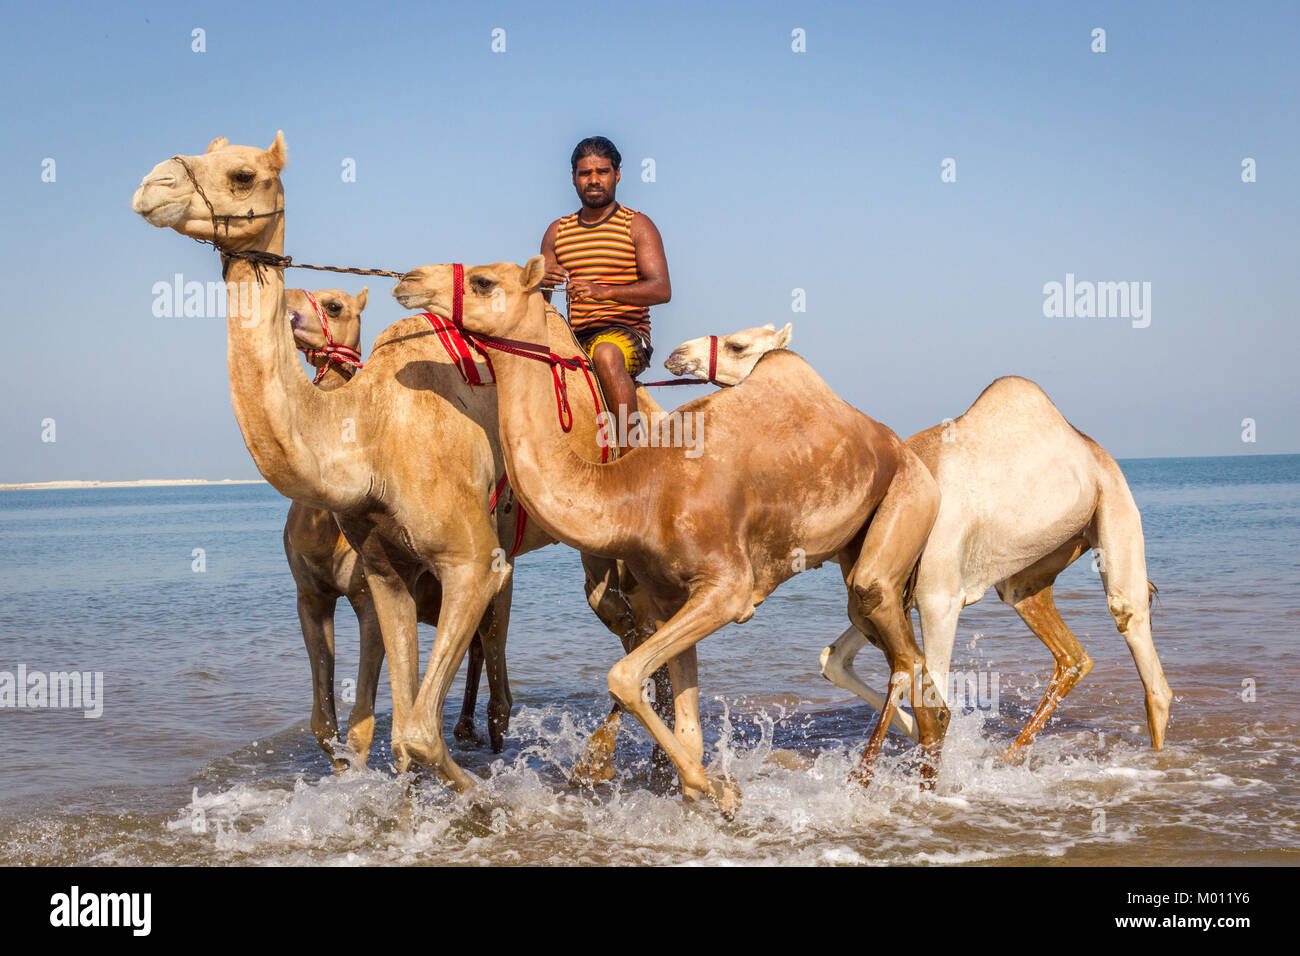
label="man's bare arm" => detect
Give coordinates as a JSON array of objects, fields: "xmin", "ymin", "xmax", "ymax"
[
  {"xmin": 540, "ymin": 219, "xmax": 567, "ymax": 304},
  {"xmin": 567, "ymin": 213, "xmax": 671, "ymax": 305}
]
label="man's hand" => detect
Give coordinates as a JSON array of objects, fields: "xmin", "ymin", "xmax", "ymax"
[
  {"xmin": 567, "ymin": 278, "xmax": 610, "ymax": 302},
  {"xmin": 543, "ymin": 264, "xmax": 569, "ymax": 290}
]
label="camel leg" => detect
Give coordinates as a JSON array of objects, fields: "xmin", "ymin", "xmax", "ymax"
[
  {"xmin": 1001, "ymin": 582, "xmax": 1092, "ymax": 756},
  {"xmin": 985, "ymin": 535, "xmax": 1089, "ymax": 756},
  {"xmin": 480, "ymin": 577, "xmax": 515, "ymax": 754},
  {"xmin": 571, "ymin": 653, "xmax": 676, "ymax": 789},
  {"xmin": 845, "ymin": 455, "xmax": 947, "ymax": 788},
  {"xmin": 1092, "ymin": 477, "xmax": 1173, "ymax": 748},
  {"xmin": 357, "ymin": 558, "xmax": 421, "ymax": 772},
  {"xmin": 849, "ymin": 664, "xmax": 910, "ymax": 788},
  {"xmin": 913, "ymin": 588, "xmax": 965, "ymax": 711},
  {"xmin": 296, "ymin": 591, "xmax": 344, "ymax": 768},
  {"xmin": 573, "ymin": 554, "xmax": 674, "ymax": 786},
  {"xmin": 571, "ymin": 703, "xmax": 625, "ymax": 787},
  {"xmin": 405, "ymin": 561, "xmax": 502, "ymax": 792},
  {"xmin": 666, "ymin": 645, "xmax": 704, "ymax": 800},
  {"xmin": 344, "ymin": 590, "xmax": 385, "ymax": 767},
  {"xmin": 454, "ymin": 636, "xmax": 485, "ymax": 744},
  {"xmin": 604, "ymin": 580, "xmax": 749, "ymax": 817},
  {"xmin": 820, "ymin": 624, "xmax": 919, "ymax": 740},
  {"xmin": 572, "ymin": 555, "xmax": 633, "ymax": 786}
]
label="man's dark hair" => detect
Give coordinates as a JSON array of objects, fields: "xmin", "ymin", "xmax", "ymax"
[{"xmin": 571, "ymin": 136, "xmax": 621, "ymax": 172}]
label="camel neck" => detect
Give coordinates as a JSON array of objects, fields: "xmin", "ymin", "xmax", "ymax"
[
  {"xmin": 221, "ymin": 217, "xmax": 367, "ymax": 512},
  {"xmin": 314, "ymin": 362, "xmax": 356, "ymax": 390},
  {"xmin": 489, "ymin": 297, "xmax": 631, "ymax": 557}
]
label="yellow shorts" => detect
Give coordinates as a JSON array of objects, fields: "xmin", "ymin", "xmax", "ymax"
[{"xmin": 576, "ymin": 326, "xmax": 652, "ymax": 378}]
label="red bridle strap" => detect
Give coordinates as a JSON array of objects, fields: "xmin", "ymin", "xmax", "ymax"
[{"xmin": 638, "ymin": 336, "xmax": 722, "ymax": 388}]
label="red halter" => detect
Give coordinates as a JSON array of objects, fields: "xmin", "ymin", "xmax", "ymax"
[{"xmin": 296, "ymin": 290, "xmax": 364, "ymax": 384}]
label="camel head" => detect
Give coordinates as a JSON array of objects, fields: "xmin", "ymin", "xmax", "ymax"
[
  {"xmin": 392, "ymin": 256, "xmax": 547, "ymax": 338},
  {"xmin": 664, "ymin": 323, "xmax": 793, "ymax": 385},
  {"xmin": 131, "ymin": 132, "xmax": 288, "ymax": 250},
  {"xmin": 286, "ymin": 287, "xmax": 367, "ymax": 369}
]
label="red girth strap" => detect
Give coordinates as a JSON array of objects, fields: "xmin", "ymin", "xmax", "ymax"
[
  {"xmin": 297, "ymin": 289, "xmax": 364, "ymax": 384},
  {"xmin": 487, "ymin": 471, "xmax": 529, "ymax": 558},
  {"xmin": 488, "ymin": 472, "xmax": 510, "ymax": 512}
]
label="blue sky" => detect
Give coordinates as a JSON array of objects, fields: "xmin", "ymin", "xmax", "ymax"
[{"xmin": 2, "ymin": 0, "xmax": 1297, "ymax": 481}]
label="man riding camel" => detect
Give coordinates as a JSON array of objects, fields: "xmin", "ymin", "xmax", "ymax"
[{"xmin": 541, "ymin": 136, "xmax": 671, "ymax": 450}]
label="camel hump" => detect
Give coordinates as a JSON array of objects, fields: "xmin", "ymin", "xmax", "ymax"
[
  {"xmin": 962, "ymin": 375, "xmax": 1069, "ymax": 425},
  {"xmin": 744, "ymin": 348, "xmax": 836, "ymax": 397},
  {"xmin": 970, "ymin": 375, "xmax": 1051, "ymax": 407}
]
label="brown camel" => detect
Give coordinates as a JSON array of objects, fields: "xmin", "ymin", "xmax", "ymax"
[
  {"xmin": 131, "ymin": 134, "xmax": 667, "ymax": 786},
  {"xmin": 393, "ymin": 257, "xmax": 950, "ymax": 816},
  {"xmin": 668, "ymin": 327, "xmax": 1173, "ymax": 752}
]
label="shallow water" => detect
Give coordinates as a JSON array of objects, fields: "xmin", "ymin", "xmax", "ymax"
[{"xmin": 0, "ymin": 456, "xmax": 1297, "ymax": 865}]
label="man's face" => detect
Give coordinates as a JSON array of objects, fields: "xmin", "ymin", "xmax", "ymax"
[{"xmin": 572, "ymin": 154, "xmax": 620, "ymax": 208}]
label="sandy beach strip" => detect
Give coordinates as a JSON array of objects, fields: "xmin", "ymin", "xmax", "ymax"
[{"xmin": 0, "ymin": 479, "xmax": 267, "ymax": 491}]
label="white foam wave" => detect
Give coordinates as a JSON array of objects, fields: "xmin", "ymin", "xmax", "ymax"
[{"xmin": 149, "ymin": 697, "xmax": 1285, "ymax": 866}]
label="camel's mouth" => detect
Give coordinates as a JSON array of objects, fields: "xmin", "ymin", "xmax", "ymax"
[
  {"xmin": 132, "ymin": 188, "xmax": 190, "ymax": 228},
  {"xmin": 289, "ymin": 312, "xmax": 324, "ymax": 349},
  {"xmin": 663, "ymin": 348, "xmax": 700, "ymax": 378},
  {"xmin": 393, "ymin": 286, "xmax": 435, "ymax": 312}
]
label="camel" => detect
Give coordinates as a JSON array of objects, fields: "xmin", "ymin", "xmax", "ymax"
[
  {"xmin": 662, "ymin": 323, "xmax": 792, "ymax": 384},
  {"xmin": 131, "ymin": 134, "xmax": 667, "ymax": 788},
  {"xmin": 282, "ymin": 286, "xmax": 383, "ymax": 768},
  {"xmin": 392, "ymin": 257, "xmax": 950, "ymax": 816},
  {"xmin": 282, "ymin": 286, "xmax": 507, "ymax": 768},
  {"xmin": 666, "ymin": 328, "xmax": 1173, "ymax": 752}
]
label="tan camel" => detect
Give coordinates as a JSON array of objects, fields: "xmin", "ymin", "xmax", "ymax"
[
  {"xmin": 131, "ymin": 134, "xmax": 666, "ymax": 787},
  {"xmin": 667, "ymin": 328, "xmax": 1173, "ymax": 752},
  {"xmin": 392, "ymin": 258, "xmax": 949, "ymax": 816},
  {"xmin": 282, "ymin": 287, "xmax": 506, "ymax": 768},
  {"xmin": 282, "ymin": 286, "xmax": 383, "ymax": 768}
]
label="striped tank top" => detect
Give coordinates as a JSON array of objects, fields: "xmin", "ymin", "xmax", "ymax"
[{"xmin": 553, "ymin": 204, "xmax": 650, "ymax": 338}]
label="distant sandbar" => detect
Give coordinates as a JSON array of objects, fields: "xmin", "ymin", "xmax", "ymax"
[{"xmin": 0, "ymin": 479, "xmax": 267, "ymax": 491}]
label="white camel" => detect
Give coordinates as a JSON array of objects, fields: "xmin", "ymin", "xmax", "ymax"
[{"xmin": 666, "ymin": 328, "xmax": 1173, "ymax": 753}]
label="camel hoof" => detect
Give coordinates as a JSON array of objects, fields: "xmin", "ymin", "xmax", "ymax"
[
  {"xmin": 569, "ymin": 752, "xmax": 617, "ymax": 789},
  {"xmin": 705, "ymin": 777, "xmax": 741, "ymax": 820},
  {"xmin": 489, "ymin": 730, "xmax": 505, "ymax": 754},
  {"xmin": 452, "ymin": 718, "xmax": 479, "ymax": 743},
  {"xmin": 392, "ymin": 737, "xmax": 438, "ymax": 774},
  {"xmin": 1000, "ymin": 743, "xmax": 1029, "ymax": 763},
  {"xmin": 392, "ymin": 747, "xmax": 413, "ymax": 775},
  {"xmin": 848, "ymin": 755, "xmax": 882, "ymax": 790}
]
